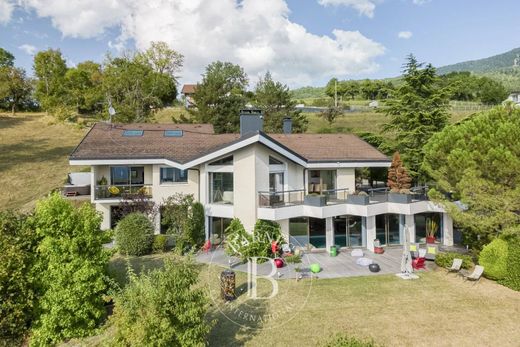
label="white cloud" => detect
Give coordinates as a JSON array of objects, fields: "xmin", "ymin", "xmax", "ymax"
[
  {"xmin": 318, "ymin": 0, "xmax": 376, "ymax": 18},
  {"xmin": 398, "ymin": 31, "xmax": 413, "ymax": 39},
  {"xmin": 412, "ymin": 0, "xmax": 431, "ymax": 4},
  {"xmin": 0, "ymin": 0, "xmax": 14, "ymax": 24},
  {"xmin": 18, "ymin": 43, "xmax": 37, "ymax": 55},
  {"xmin": 16, "ymin": 0, "xmax": 385, "ymax": 87}
]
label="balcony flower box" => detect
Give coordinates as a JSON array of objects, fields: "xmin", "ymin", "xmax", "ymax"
[
  {"xmin": 388, "ymin": 192, "xmax": 412, "ymax": 204},
  {"xmin": 304, "ymin": 194, "xmax": 327, "ymax": 207},
  {"xmin": 347, "ymin": 194, "xmax": 370, "ymax": 205}
]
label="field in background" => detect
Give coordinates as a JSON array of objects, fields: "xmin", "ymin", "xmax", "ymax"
[{"xmin": 0, "ymin": 113, "xmax": 87, "ymax": 211}]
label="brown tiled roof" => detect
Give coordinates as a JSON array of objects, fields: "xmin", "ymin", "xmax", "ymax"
[
  {"xmin": 70, "ymin": 123, "xmax": 390, "ymax": 164},
  {"xmin": 70, "ymin": 123, "xmax": 241, "ymax": 164},
  {"xmin": 181, "ymin": 84, "xmax": 196, "ymax": 94},
  {"xmin": 269, "ymin": 133, "xmax": 389, "ymax": 162}
]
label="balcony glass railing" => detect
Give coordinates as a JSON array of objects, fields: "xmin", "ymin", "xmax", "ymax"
[
  {"xmin": 258, "ymin": 186, "xmax": 430, "ymax": 208},
  {"xmin": 258, "ymin": 190, "xmax": 305, "ymax": 207},
  {"xmin": 95, "ymin": 185, "xmax": 152, "ymax": 200}
]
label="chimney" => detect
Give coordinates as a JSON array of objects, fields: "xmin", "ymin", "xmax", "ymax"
[
  {"xmin": 283, "ymin": 117, "xmax": 292, "ymax": 134},
  {"xmin": 240, "ymin": 109, "xmax": 263, "ymax": 136}
]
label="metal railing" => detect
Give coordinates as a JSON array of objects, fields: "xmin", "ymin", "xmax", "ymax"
[{"xmin": 95, "ymin": 184, "xmax": 152, "ymax": 200}]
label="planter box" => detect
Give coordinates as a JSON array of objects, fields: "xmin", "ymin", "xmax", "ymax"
[
  {"xmin": 304, "ymin": 194, "xmax": 327, "ymax": 207},
  {"xmin": 388, "ymin": 192, "xmax": 412, "ymax": 204},
  {"xmin": 347, "ymin": 194, "xmax": 370, "ymax": 205}
]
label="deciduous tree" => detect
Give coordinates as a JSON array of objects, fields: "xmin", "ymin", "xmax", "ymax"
[
  {"xmin": 0, "ymin": 66, "xmax": 33, "ymax": 115},
  {"xmin": 30, "ymin": 194, "xmax": 109, "ymax": 345},
  {"xmin": 33, "ymin": 49, "xmax": 68, "ymax": 110}
]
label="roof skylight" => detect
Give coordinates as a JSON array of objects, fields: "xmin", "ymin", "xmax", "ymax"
[{"xmin": 122, "ymin": 130, "xmax": 144, "ymax": 137}]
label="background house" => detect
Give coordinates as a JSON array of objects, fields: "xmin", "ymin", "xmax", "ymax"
[{"xmin": 181, "ymin": 84, "xmax": 197, "ymax": 108}]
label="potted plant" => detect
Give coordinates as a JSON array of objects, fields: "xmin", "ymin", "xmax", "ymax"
[
  {"xmin": 387, "ymin": 152, "xmax": 412, "ymax": 203},
  {"xmin": 425, "ymin": 218, "xmax": 438, "ymax": 243},
  {"xmin": 304, "ymin": 193, "xmax": 327, "ymax": 207},
  {"xmin": 347, "ymin": 190, "xmax": 370, "ymax": 205}
]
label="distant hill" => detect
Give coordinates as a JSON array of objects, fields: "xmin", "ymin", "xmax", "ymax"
[
  {"xmin": 437, "ymin": 47, "xmax": 520, "ymax": 74},
  {"xmin": 290, "ymin": 47, "xmax": 520, "ymax": 98}
]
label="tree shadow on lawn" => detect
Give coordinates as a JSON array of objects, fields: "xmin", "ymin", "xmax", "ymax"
[
  {"xmin": 0, "ymin": 139, "xmax": 76, "ymax": 173},
  {"xmin": 207, "ymin": 297, "xmax": 268, "ymax": 347},
  {"xmin": 0, "ymin": 115, "xmax": 26, "ymax": 129}
]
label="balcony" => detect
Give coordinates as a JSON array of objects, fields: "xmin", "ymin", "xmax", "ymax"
[
  {"xmin": 258, "ymin": 188, "xmax": 349, "ymax": 208},
  {"xmin": 94, "ymin": 185, "xmax": 153, "ymax": 200}
]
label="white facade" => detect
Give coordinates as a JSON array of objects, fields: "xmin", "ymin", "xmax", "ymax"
[{"xmin": 76, "ymin": 141, "xmax": 454, "ymax": 253}]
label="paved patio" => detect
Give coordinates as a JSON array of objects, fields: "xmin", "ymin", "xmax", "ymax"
[{"xmin": 196, "ymin": 247, "xmax": 410, "ymax": 280}]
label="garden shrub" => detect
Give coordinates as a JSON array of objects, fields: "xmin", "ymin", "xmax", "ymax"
[
  {"xmin": 115, "ymin": 212, "xmax": 154, "ymax": 256},
  {"xmin": 152, "ymin": 235, "xmax": 168, "ymax": 253},
  {"xmin": 161, "ymin": 194, "xmax": 205, "ymax": 253},
  {"xmin": 225, "ymin": 219, "xmax": 283, "ymax": 262},
  {"xmin": 284, "ymin": 254, "xmax": 302, "ymax": 264},
  {"xmin": 30, "ymin": 193, "xmax": 109, "ymax": 346},
  {"xmin": 110, "ymin": 257, "xmax": 212, "ymax": 346},
  {"xmin": 435, "ymin": 252, "xmax": 473, "ymax": 269},
  {"xmin": 0, "ymin": 211, "xmax": 39, "ymax": 344},
  {"xmin": 479, "ymin": 238, "xmax": 509, "ymax": 280},
  {"xmin": 321, "ymin": 333, "xmax": 379, "ymax": 347},
  {"xmin": 499, "ymin": 238, "xmax": 520, "ymax": 291}
]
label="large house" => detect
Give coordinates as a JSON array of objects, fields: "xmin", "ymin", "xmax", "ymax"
[{"xmin": 69, "ymin": 110, "xmax": 453, "ymax": 252}]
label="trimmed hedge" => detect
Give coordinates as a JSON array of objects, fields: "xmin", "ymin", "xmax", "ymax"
[
  {"xmin": 499, "ymin": 239, "xmax": 520, "ymax": 291},
  {"xmin": 435, "ymin": 252, "xmax": 473, "ymax": 270},
  {"xmin": 115, "ymin": 213, "xmax": 154, "ymax": 256},
  {"xmin": 479, "ymin": 239, "xmax": 509, "ymax": 280}
]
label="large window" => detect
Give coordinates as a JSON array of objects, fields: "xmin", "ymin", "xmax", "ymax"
[
  {"xmin": 415, "ymin": 213, "xmax": 442, "ymax": 244},
  {"xmin": 209, "ymin": 155, "xmax": 233, "ymax": 166},
  {"xmin": 308, "ymin": 170, "xmax": 336, "ymax": 193},
  {"xmin": 376, "ymin": 214, "xmax": 401, "ymax": 246},
  {"xmin": 160, "ymin": 167, "xmax": 187, "ymax": 183},
  {"xmin": 269, "ymin": 172, "xmax": 284, "ymax": 192},
  {"xmin": 210, "ymin": 172, "xmax": 234, "ymax": 204},
  {"xmin": 110, "ymin": 166, "xmax": 144, "ymax": 185},
  {"xmin": 289, "ymin": 217, "xmax": 308, "ymax": 248},
  {"xmin": 334, "ymin": 215, "xmax": 363, "ymax": 248}
]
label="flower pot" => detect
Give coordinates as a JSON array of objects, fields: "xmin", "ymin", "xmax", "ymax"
[
  {"xmin": 388, "ymin": 192, "xmax": 412, "ymax": 204},
  {"xmin": 304, "ymin": 194, "xmax": 327, "ymax": 207},
  {"xmin": 347, "ymin": 194, "xmax": 370, "ymax": 205},
  {"xmin": 426, "ymin": 236, "xmax": 436, "ymax": 244}
]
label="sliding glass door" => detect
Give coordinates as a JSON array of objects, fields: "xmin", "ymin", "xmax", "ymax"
[
  {"xmin": 334, "ymin": 215, "xmax": 363, "ymax": 248},
  {"xmin": 375, "ymin": 214, "xmax": 402, "ymax": 246}
]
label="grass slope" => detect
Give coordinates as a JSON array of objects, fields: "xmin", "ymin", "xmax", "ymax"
[
  {"xmin": 71, "ymin": 253, "xmax": 520, "ymax": 347},
  {"xmin": 0, "ymin": 113, "xmax": 87, "ymax": 211}
]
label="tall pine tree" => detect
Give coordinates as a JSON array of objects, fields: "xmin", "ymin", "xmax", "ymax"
[{"xmin": 382, "ymin": 54, "xmax": 449, "ymax": 178}]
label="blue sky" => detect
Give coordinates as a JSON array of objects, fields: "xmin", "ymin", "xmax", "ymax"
[{"xmin": 1, "ymin": 0, "xmax": 519, "ymax": 87}]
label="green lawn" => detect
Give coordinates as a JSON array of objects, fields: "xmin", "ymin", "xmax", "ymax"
[{"xmin": 72, "ymin": 253, "xmax": 520, "ymax": 347}]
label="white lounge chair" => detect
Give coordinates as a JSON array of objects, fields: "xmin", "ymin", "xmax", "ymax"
[
  {"xmin": 462, "ymin": 265, "xmax": 484, "ymax": 284},
  {"xmin": 447, "ymin": 258, "xmax": 463, "ymax": 274}
]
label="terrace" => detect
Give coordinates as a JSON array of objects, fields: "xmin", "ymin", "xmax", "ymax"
[{"xmin": 258, "ymin": 186, "xmax": 430, "ymax": 208}]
